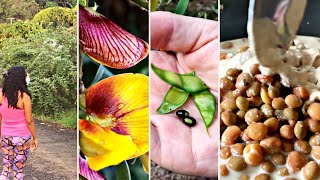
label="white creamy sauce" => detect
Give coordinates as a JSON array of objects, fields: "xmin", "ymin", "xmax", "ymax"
[
  {"xmin": 220, "ymin": 37, "xmax": 320, "ymax": 101},
  {"xmin": 220, "ymin": 36, "xmax": 320, "ymax": 179}
]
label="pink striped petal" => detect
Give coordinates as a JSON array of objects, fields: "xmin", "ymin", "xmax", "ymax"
[
  {"xmin": 79, "ymin": 156, "xmax": 105, "ymax": 180},
  {"xmin": 79, "ymin": 5, "xmax": 149, "ymax": 69}
]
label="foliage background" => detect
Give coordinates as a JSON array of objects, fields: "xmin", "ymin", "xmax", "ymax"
[
  {"xmin": 157, "ymin": 0, "xmax": 218, "ymax": 20},
  {"xmin": 0, "ymin": 0, "xmax": 77, "ymax": 128}
]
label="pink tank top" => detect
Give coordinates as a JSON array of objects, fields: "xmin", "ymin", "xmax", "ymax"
[{"xmin": 0, "ymin": 97, "xmax": 31, "ymax": 136}]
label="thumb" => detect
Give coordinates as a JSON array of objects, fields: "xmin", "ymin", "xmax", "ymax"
[{"xmin": 150, "ymin": 123, "xmax": 161, "ymax": 164}]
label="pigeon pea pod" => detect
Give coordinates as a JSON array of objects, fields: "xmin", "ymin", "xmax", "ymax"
[
  {"xmin": 193, "ymin": 90, "xmax": 216, "ymax": 131},
  {"xmin": 156, "ymin": 86, "xmax": 189, "ymax": 114},
  {"xmin": 157, "ymin": 72, "xmax": 195, "ymax": 114},
  {"xmin": 151, "ymin": 64, "xmax": 208, "ymax": 93}
]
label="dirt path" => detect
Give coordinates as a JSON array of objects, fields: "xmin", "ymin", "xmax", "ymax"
[{"xmin": 0, "ymin": 120, "xmax": 77, "ymax": 180}]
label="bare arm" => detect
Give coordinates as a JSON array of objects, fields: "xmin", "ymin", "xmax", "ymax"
[
  {"xmin": 0, "ymin": 89, "xmax": 2, "ymax": 136},
  {"xmin": 0, "ymin": 114, "xmax": 2, "ymax": 137},
  {"xmin": 23, "ymin": 93, "xmax": 37, "ymax": 140}
]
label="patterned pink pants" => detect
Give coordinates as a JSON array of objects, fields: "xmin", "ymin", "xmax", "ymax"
[{"xmin": 0, "ymin": 136, "xmax": 31, "ymax": 180}]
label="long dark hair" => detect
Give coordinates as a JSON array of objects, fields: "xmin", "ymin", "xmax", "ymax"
[{"xmin": 2, "ymin": 66, "xmax": 32, "ymax": 109}]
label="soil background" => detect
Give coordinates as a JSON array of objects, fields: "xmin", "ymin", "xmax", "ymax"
[{"xmin": 0, "ymin": 120, "xmax": 77, "ymax": 180}]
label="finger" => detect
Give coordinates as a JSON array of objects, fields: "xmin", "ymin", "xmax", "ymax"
[
  {"xmin": 151, "ymin": 11, "xmax": 218, "ymax": 53},
  {"xmin": 176, "ymin": 39, "xmax": 219, "ymax": 91}
]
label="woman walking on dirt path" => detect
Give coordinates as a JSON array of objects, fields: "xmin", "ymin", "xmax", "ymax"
[{"xmin": 0, "ymin": 66, "xmax": 38, "ymax": 180}]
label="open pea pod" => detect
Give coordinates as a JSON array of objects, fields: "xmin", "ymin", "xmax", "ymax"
[
  {"xmin": 192, "ymin": 90, "xmax": 216, "ymax": 131},
  {"xmin": 151, "ymin": 64, "xmax": 208, "ymax": 93},
  {"xmin": 157, "ymin": 86, "xmax": 188, "ymax": 114},
  {"xmin": 157, "ymin": 71, "xmax": 195, "ymax": 114}
]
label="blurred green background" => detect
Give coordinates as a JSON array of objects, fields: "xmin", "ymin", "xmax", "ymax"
[{"xmin": 156, "ymin": 0, "xmax": 218, "ymax": 20}]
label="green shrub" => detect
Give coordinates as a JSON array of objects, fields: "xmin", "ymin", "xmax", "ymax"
[
  {"xmin": 0, "ymin": 26, "xmax": 77, "ymax": 117},
  {"xmin": 0, "ymin": 0, "xmax": 40, "ymax": 23},
  {"xmin": 45, "ymin": 1, "xmax": 58, "ymax": 8},
  {"xmin": 33, "ymin": 7, "xmax": 76, "ymax": 28},
  {"xmin": 0, "ymin": 20, "xmax": 43, "ymax": 40}
]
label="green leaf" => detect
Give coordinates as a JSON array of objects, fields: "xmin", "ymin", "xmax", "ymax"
[
  {"xmin": 91, "ymin": 64, "xmax": 114, "ymax": 85},
  {"xmin": 129, "ymin": 0, "xmax": 149, "ymax": 11},
  {"xmin": 159, "ymin": 0, "xmax": 172, "ymax": 6},
  {"xmin": 116, "ymin": 161, "xmax": 131, "ymax": 180},
  {"xmin": 175, "ymin": 0, "xmax": 189, "ymax": 15},
  {"xmin": 127, "ymin": 159, "xmax": 148, "ymax": 180},
  {"xmin": 213, "ymin": 1, "xmax": 219, "ymax": 14},
  {"xmin": 100, "ymin": 167, "xmax": 116, "ymax": 180},
  {"xmin": 151, "ymin": 0, "xmax": 158, "ymax": 11},
  {"xmin": 79, "ymin": 108, "xmax": 86, "ymax": 119}
]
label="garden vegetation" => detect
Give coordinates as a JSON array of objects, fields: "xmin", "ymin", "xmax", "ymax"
[{"xmin": 0, "ymin": 0, "xmax": 77, "ymax": 128}]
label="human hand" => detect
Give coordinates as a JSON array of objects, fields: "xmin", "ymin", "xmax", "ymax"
[
  {"xmin": 150, "ymin": 12, "xmax": 219, "ymax": 177},
  {"xmin": 31, "ymin": 138, "xmax": 38, "ymax": 151}
]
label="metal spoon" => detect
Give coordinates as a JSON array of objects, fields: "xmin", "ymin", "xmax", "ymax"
[{"xmin": 247, "ymin": 0, "xmax": 307, "ymax": 67}]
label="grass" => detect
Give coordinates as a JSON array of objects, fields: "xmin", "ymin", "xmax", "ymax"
[{"xmin": 35, "ymin": 109, "xmax": 77, "ymax": 129}]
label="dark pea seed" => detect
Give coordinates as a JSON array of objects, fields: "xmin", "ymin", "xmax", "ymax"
[
  {"xmin": 277, "ymin": 167, "xmax": 289, "ymax": 176},
  {"xmin": 282, "ymin": 141, "xmax": 294, "ymax": 152},
  {"xmin": 222, "ymin": 91, "xmax": 235, "ymax": 100},
  {"xmin": 176, "ymin": 110, "xmax": 189, "ymax": 118},
  {"xmin": 250, "ymin": 64, "xmax": 260, "ymax": 75},
  {"xmin": 221, "ymin": 110, "xmax": 237, "ymax": 126},
  {"xmin": 246, "ymin": 81, "xmax": 261, "ymax": 97},
  {"xmin": 228, "ymin": 156, "xmax": 247, "ymax": 171},
  {"xmin": 183, "ymin": 117, "xmax": 196, "ymax": 127},
  {"xmin": 271, "ymin": 153, "xmax": 286, "ymax": 165},
  {"xmin": 236, "ymin": 73, "xmax": 253, "ymax": 91},
  {"xmin": 261, "ymin": 161, "xmax": 275, "ymax": 173},
  {"xmin": 272, "ymin": 97, "xmax": 287, "ymax": 110},
  {"xmin": 227, "ymin": 75, "xmax": 237, "ymax": 82},
  {"xmin": 254, "ymin": 173, "xmax": 270, "ymax": 180},
  {"xmin": 236, "ymin": 96, "xmax": 249, "ymax": 111},
  {"xmin": 221, "ymin": 77, "xmax": 235, "ymax": 91},
  {"xmin": 260, "ymin": 104, "xmax": 274, "ymax": 119},
  {"xmin": 283, "ymin": 108, "xmax": 298, "ymax": 121},
  {"xmin": 268, "ymin": 86, "xmax": 280, "ymax": 99},
  {"xmin": 236, "ymin": 110, "xmax": 246, "ymax": 121},
  {"xmin": 227, "ymin": 68, "xmax": 240, "ymax": 77}
]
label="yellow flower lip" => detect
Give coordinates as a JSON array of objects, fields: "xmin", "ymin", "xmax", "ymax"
[
  {"xmin": 79, "ymin": 5, "xmax": 149, "ymax": 69},
  {"xmin": 80, "ymin": 73, "xmax": 149, "ymax": 170}
]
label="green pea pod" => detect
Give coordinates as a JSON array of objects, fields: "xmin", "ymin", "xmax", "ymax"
[
  {"xmin": 157, "ymin": 71, "xmax": 195, "ymax": 114},
  {"xmin": 157, "ymin": 86, "xmax": 189, "ymax": 114},
  {"xmin": 151, "ymin": 64, "xmax": 208, "ymax": 93},
  {"xmin": 193, "ymin": 90, "xmax": 216, "ymax": 131}
]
